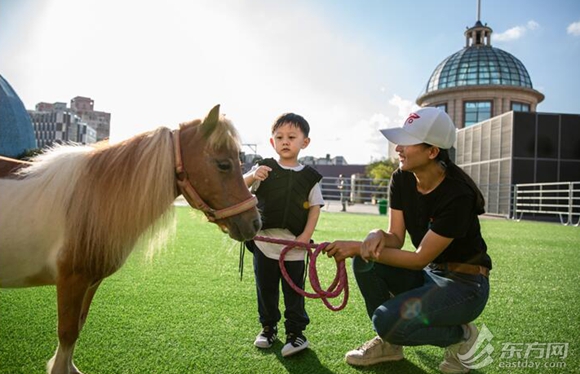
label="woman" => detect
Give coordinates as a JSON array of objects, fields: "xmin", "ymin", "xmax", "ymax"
[{"xmin": 324, "ymin": 107, "xmax": 491, "ymax": 374}]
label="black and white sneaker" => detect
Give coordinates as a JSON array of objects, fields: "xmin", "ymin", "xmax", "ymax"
[
  {"xmin": 254, "ymin": 326, "xmax": 277, "ymax": 349},
  {"xmin": 281, "ymin": 332, "xmax": 309, "ymax": 357}
]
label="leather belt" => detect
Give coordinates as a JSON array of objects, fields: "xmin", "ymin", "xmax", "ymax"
[{"xmin": 429, "ymin": 262, "xmax": 490, "ymax": 277}]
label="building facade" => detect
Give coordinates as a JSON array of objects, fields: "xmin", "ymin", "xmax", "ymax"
[
  {"xmin": 456, "ymin": 111, "xmax": 580, "ymax": 215},
  {"xmin": 70, "ymin": 96, "xmax": 111, "ymax": 141},
  {"xmin": 29, "ymin": 97, "xmax": 108, "ymax": 148}
]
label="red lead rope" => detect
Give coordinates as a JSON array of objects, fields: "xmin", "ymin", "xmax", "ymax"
[{"xmin": 253, "ymin": 236, "xmax": 349, "ymax": 312}]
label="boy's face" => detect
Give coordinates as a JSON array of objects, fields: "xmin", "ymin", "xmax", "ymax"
[{"xmin": 270, "ymin": 122, "xmax": 310, "ymax": 163}]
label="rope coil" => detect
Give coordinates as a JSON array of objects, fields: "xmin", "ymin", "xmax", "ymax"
[{"xmin": 253, "ymin": 236, "xmax": 349, "ymax": 311}]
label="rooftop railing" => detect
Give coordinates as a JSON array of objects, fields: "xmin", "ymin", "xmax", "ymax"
[{"xmin": 512, "ymin": 181, "xmax": 580, "ymax": 226}]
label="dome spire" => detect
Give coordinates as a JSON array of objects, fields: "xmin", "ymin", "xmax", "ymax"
[{"xmin": 465, "ymin": 0, "xmax": 492, "ymax": 47}]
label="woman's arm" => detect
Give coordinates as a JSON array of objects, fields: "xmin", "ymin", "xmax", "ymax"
[
  {"xmin": 364, "ymin": 208, "xmax": 406, "ymax": 256},
  {"xmin": 325, "ymin": 207, "xmax": 453, "ymax": 270},
  {"xmin": 370, "ymin": 230, "xmax": 453, "ymax": 270}
]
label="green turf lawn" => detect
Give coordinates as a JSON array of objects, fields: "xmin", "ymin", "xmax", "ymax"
[{"xmin": 1, "ymin": 208, "xmax": 578, "ymax": 373}]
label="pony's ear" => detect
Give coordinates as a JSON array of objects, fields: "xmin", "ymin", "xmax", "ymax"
[{"xmin": 200, "ymin": 104, "xmax": 220, "ymax": 137}]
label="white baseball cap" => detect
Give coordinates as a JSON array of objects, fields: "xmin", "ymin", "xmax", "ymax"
[{"xmin": 380, "ymin": 107, "xmax": 456, "ymax": 149}]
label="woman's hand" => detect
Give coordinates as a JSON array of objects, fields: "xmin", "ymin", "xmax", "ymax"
[
  {"xmin": 323, "ymin": 240, "xmax": 361, "ymax": 262},
  {"xmin": 360, "ymin": 229, "xmax": 387, "ymax": 262}
]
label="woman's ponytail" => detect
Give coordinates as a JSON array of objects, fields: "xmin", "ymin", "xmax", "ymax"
[{"xmin": 437, "ymin": 149, "xmax": 486, "ymax": 215}]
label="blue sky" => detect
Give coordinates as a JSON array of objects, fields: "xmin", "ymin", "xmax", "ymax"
[{"xmin": 1, "ymin": 0, "xmax": 579, "ymax": 163}]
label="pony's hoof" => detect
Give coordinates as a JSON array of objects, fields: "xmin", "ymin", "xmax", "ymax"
[{"xmin": 47, "ymin": 356, "xmax": 84, "ymax": 374}]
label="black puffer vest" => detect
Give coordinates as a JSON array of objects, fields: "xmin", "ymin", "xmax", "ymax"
[{"xmin": 255, "ymin": 158, "xmax": 322, "ymax": 236}]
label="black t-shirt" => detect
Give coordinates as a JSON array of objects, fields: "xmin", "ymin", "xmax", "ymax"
[{"xmin": 389, "ymin": 169, "xmax": 492, "ymax": 269}]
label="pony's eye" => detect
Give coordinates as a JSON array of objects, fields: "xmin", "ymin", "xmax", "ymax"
[{"xmin": 217, "ymin": 160, "xmax": 232, "ymax": 171}]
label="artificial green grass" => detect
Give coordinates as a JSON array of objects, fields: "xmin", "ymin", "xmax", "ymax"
[{"xmin": 1, "ymin": 208, "xmax": 579, "ymax": 373}]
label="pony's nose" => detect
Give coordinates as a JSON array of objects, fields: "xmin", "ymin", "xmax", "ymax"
[{"xmin": 252, "ymin": 218, "xmax": 262, "ymax": 232}]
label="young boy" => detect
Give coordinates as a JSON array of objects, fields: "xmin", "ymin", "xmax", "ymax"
[{"xmin": 244, "ymin": 113, "xmax": 324, "ymax": 357}]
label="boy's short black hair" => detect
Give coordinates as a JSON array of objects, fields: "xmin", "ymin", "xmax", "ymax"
[{"xmin": 271, "ymin": 113, "xmax": 310, "ymax": 137}]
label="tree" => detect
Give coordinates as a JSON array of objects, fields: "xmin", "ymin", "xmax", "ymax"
[
  {"xmin": 366, "ymin": 159, "xmax": 399, "ymax": 187},
  {"xmin": 17, "ymin": 148, "xmax": 43, "ymax": 161}
]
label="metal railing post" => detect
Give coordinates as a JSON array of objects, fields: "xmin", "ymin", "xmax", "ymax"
[{"xmin": 568, "ymin": 182, "xmax": 573, "ymax": 226}]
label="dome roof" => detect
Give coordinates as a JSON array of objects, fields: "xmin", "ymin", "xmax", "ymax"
[
  {"xmin": 0, "ymin": 74, "xmax": 37, "ymax": 158},
  {"xmin": 425, "ymin": 46, "xmax": 533, "ymax": 94}
]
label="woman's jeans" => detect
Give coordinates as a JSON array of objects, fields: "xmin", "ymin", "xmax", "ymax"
[{"xmin": 352, "ymin": 256, "xmax": 490, "ymax": 347}]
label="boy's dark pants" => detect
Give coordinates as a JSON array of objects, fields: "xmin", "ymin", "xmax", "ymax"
[{"xmin": 249, "ymin": 241, "xmax": 310, "ymax": 335}]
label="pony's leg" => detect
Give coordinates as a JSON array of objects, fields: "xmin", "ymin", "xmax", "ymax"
[
  {"xmin": 80, "ymin": 280, "xmax": 102, "ymax": 330},
  {"xmin": 47, "ymin": 274, "xmax": 93, "ymax": 374}
]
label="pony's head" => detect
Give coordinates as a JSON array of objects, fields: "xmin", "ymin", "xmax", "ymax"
[{"xmin": 175, "ymin": 105, "xmax": 261, "ymax": 241}]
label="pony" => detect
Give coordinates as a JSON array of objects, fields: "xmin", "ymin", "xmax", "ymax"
[{"xmin": 0, "ymin": 105, "xmax": 261, "ymax": 374}]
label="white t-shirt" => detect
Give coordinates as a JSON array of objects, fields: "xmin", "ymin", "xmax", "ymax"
[{"xmin": 247, "ymin": 162, "xmax": 325, "ymax": 261}]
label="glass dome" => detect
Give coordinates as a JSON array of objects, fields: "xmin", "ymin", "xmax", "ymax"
[
  {"xmin": 0, "ymin": 74, "xmax": 37, "ymax": 158},
  {"xmin": 426, "ymin": 46, "xmax": 533, "ymax": 93}
]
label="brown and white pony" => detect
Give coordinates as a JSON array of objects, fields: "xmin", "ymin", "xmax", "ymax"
[{"xmin": 0, "ymin": 105, "xmax": 261, "ymax": 374}]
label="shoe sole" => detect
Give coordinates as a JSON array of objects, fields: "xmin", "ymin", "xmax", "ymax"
[
  {"xmin": 281, "ymin": 341, "xmax": 309, "ymax": 357},
  {"xmin": 439, "ymin": 361, "xmax": 469, "ymax": 373},
  {"xmin": 254, "ymin": 337, "xmax": 276, "ymax": 349},
  {"xmin": 254, "ymin": 341, "xmax": 273, "ymax": 349},
  {"xmin": 345, "ymin": 354, "xmax": 404, "ymax": 366}
]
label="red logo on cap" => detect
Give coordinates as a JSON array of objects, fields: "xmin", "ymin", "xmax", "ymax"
[{"xmin": 406, "ymin": 113, "xmax": 420, "ymax": 125}]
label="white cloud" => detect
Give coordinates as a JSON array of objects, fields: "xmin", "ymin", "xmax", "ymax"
[
  {"xmin": 527, "ymin": 20, "xmax": 540, "ymax": 30},
  {"xmin": 388, "ymin": 95, "xmax": 419, "ymax": 122},
  {"xmin": 352, "ymin": 95, "xmax": 419, "ymax": 163},
  {"xmin": 495, "ymin": 26, "xmax": 526, "ymax": 41},
  {"xmin": 299, "ymin": 94, "xmax": 419, "ymax": 164},
  {"xmin": 494, "ymin": 20, "xmax": 539, "ymax": 42},
  {"xmin": 567, "ymin": 20, "xmax": 580, "ymax": 36}
]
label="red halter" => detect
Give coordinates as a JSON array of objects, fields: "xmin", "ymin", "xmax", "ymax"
[{"xmin": 172, "ymin": 129, "xmax": 257, "ymax": 222}]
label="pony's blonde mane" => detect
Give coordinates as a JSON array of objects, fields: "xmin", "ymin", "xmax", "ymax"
[
  {"xmin": 63, "ymin": 127, "xmax": 176, "ymax": 276},
  {"xmin": 182, "ymin": 116, "xmax": 241, "ymax": 153}
]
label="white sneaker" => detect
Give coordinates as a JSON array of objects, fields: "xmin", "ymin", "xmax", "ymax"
[
  {"xmin": 345, "ymin": 336, "xmax": 404, "ymax": 366},
  {"xmin": 281, "ymin": 333, "xmax": 309, "ymax": 357},
  {"xmin": 439, "ymin": 323, "xmax": 479, "ymax": 373},
  {"xmin": 254, "ymin": 326, "xmax": 277, "ymax": 349}
]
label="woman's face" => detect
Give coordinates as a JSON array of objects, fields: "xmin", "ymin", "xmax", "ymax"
[{"xmin": 395, "ymin": 143, "xmax": 435, "ymax": 172}]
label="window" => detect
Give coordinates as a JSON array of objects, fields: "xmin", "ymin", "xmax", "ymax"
[
  {"xmin": 464, "ymin": 101, "xmax": 492, "ymax": 127},
  {"xmin": 435, "ymin": 103, "xmax": 448, "ymax": 113},
  {"xmin": 511, "ymin": 102, "xmax": 530, "ymax": 112}
]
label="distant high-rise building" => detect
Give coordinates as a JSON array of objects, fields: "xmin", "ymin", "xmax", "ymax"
[
  {"xmin": 29, "ymin": 96, "xmax": 110, "ymax": 148},
  {"xmin": 70, "ymin": 96, "xmax": 110, "ymax": 141},
  {"xmin": 70, "ymin": 96, "xmax": 94, "ymax": 115},
  {"xmin": 29, "ymin": 108, "xmax": 72, "ymax": 148}
]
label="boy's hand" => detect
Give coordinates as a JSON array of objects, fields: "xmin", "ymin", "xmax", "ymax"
[
  {"xmin": 295, "ymin": 233, "xmax": 311, "ymax": 244},
  {"xmin": 253, "ymin": 165, "xmax": 272, "ymax": 181}
]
